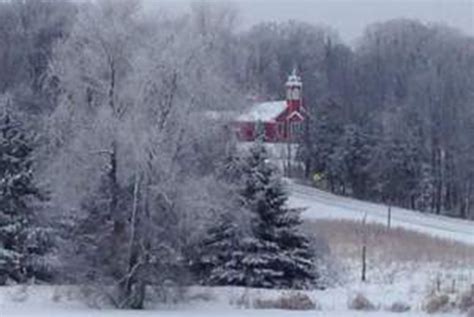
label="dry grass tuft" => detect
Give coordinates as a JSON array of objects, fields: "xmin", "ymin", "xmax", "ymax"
[
  {"xmin": 388, "ymin": 301, "xmax": 411, "ymax": 313},
  {"xmin": 253, "ymin": 292, "xmax": 318, "ymax": 310},
  {"xmin": 423, "ymin": 293, "xmax": 453, "ymax": 314},
  {"xmin": 348, "ymin": 293, "xmax": 376, "ymax": 311}
]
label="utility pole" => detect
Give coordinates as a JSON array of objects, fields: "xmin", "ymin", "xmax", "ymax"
[
  {"xmin": 387, "ymin": 204, "xmax": 392, "ymax": 229},
  {"xmin": 361, "ymin": 213, "xmax": 368, "ymax": 282}
]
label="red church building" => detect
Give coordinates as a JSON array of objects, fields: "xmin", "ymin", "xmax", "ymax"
[{"xmin": 234, "ymin": 69, "xmax": 306, "ymax": 143}]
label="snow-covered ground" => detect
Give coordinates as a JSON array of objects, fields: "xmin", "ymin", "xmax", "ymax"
[
  {"xmin": 0, "ymin": 309, "xmax": 462, "ymax": 317},
  {"xmin": 1, "ymin": 309, "xmax": 461, "ymax": 317},
  {"xmin": 289, "ymin": 182, "xmax": 474, "ymax": 245},
  {"xmin": 0, "ymin": 285, "xmax": 466, "ymax": 317},
  {"xmin": 2, "ymin": 183, "xmax": 472, "ymax": 317}
]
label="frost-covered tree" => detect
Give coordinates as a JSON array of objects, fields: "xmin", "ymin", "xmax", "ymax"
[
  {"xmin": 0, "ymin": 0, "xmax": 75, "ymax": 116},
  {"xmin": 45, "ymin": 0, "xmax": 243, "ymax": 308},
  {"xmin": 0, "ymin": 100, "xmax": 50, "ymax": 285}
]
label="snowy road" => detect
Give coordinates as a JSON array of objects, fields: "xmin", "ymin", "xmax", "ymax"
[{"xmin": 288, "ymin": 183, "xmax": 474, "ymax": 245}]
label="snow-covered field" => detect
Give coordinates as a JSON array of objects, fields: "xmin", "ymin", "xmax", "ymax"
[
  {"xmin": 289, "ymin": 182, "xmax": 474, "ymax": 245},
  {"xmin": 1, "ymin": 184, "xmax": 472, "ymax": 317}
]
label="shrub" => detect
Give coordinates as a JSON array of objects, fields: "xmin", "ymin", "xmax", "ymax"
[
  {"xmin": 458, "ymin": 288, "xmax": 474, "ymax": 312},
  {"xmin": 253, "ymin": 298, "xmax": 278, "ymax": 309},
  {"xmin": 388, "ymin": 301, "xmax": 411, "ymax": 313},
  {"xmin": 424, "ymin": 293, "xmax": 451, "ymax": 314},
  {"xmin": 253, "ymin": 292, "xmax": 318, "ymax": 310},
  {"xmin": 348, "ymin": 293, "xmax": 376, "ymax": 311}
]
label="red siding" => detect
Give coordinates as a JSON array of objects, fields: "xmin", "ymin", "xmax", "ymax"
[{"xmin": 235, "ymin": 113, "xmax": 304, "ymax": 142}]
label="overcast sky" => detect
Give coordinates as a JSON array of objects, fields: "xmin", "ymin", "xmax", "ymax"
[{"xmin": 153, "ymin": 0, "xmax": 473, "ymax": 44}]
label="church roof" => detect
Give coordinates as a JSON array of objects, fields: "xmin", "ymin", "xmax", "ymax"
[{"xmin": 237, "ymin": 100, "xmax": 287, "ymax": 122}]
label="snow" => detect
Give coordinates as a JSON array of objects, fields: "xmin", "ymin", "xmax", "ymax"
[
  {"xmin": 0, "ymin": 309, "xmax": 461, "ymax": 317},
  {"xmin": 0, "ymin": 285, "xmax": 464, "ymax": 317},
  {"xmin": 1, "ymin": 182, "xmax": 472, "ymax": 317},
  {"xmin": 1, "ymin": 309, "xmax": 460, "ymax": 317},
  {"xmin": 237, "ymin": 101, "xmax": 287, "ymax": 122},
  {"xmin": 288, "ymin": 182, "xmax": 474, "ymax": 245}
]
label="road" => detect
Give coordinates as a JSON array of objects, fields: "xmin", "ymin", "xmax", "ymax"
[{"xmin": 288, "ymin": 183, "xmax": 474, "ymax": 245}]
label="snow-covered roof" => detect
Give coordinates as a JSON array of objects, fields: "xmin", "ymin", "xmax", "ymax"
[{"xmin": 237, "ymin": 100, "xmax": 287, "ymax": 122}]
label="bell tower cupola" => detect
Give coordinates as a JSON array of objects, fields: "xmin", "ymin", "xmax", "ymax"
[{"xmin": 285, "ymin": 68, "xmax": 303, "ymax": 113}]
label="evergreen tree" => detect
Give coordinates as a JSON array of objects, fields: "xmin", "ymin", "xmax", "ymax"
[
  {"xmin": 197, "ymin": 142, "xmax": 316, "ymax": 289},
  {"xmin": 195, "ymin": 212, "xmax": 246, "ymax": 286},
  {"xmin": 241, "ymin": 142, "xmax": 316, "ymax": 289},
  {"xmin": 0, "ymin": 109, "xmax": 48, "ymax": 284},
  {"xmin": 196, "ymin": 207, "xmax": 288, "ymax": 288}
]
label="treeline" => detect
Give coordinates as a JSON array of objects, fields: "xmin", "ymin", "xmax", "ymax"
[
  {"xmin": 2, "ymin": 2, "xmax": 473, "ymax": 221},
  {"xmin": 0, "ymin": 0, "xmax": 317, "ymax": 309},
  {"xmin": 238, "ymin": 20, "xmax": 474, "ymax": 219}
]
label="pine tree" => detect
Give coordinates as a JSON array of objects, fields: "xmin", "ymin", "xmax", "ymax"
[
  {"xmin": 195, "ymin": 213, "xmax": 244, "ymax": 286},
  {"xmin": 197, "ymin": 142, "xmax": 316, "ymax": 289},
  {"xmin": 241, "ymin": 142, "xmax": 316, "ymax": 289},
  {"xmin": 196, "ymin": 209, "xmax": 285, "ymax": 288},
  {"xmin": 0, "ymin": 110, "xmax": 48, "ymax": 284}
]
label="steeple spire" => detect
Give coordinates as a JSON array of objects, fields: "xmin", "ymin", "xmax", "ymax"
[{"xmin": 291, "ymin": 66, "xmax": 298, "ymax": 77}]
